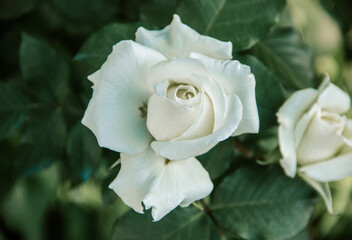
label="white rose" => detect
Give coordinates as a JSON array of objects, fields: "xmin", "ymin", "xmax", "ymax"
[
  {"xmin": 277, "ymin": 75, "xmax": 352, "ymax": 213},
  {"xmin": 82, "ymin": 15, "xmax": 259, "ymax": 220}
]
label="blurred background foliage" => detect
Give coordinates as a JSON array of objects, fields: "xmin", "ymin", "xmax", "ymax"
[{"xmin": 0, "ymin": 0, "xmax": 351, "ymax": 239}]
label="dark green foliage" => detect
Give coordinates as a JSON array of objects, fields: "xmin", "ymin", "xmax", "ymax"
[
  {"xmin": 177, "ymin": 0, "xmax": 286, "ymax": 51},
  {"xmin": 112, "ymin": 207, "xmax": 214, "ymax": 240},
  {"xmin": 20, "ymin": 34, "xmax": 69, "ymax": 102},
  {"xmin": 66, "ymin": 123, "xmax": 102, "ymax": 181},
  {"xmin": 0, "ymin": 82, "xmax": 30, "ymax": 139},
  {"xmin": 53, "ymin": 0, "xmax": 117, "ymax": 24},
  {"xmin": 16, "ymin": 109, "xmax": 66, "ymax": 176},
  {"xmin": 0, "ymin": 0, "xmax": 37, "ymax": 19},
  {"xmin": 140, "ymin": 0, "xmax": 178, "ymax": 28},
  {"xmin": 252, "ymin": 27, "xmax": 315, "ymax": 89}
]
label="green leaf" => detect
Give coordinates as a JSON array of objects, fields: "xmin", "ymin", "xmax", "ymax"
[
  {"xmin": 0, "ymin": 82, "xmax": 32, "ymax": 139},
  {"xmin": 237, "ymin": 55, "xmax": 286, "ymax": 131},
  {"xmin": 75, "ymin": 22, "xmax": 141, "ymax": 74},
  {"xmin": 53, "ymin": 0, "xmax": 116, "ymax": 23},
  {"xmin": 112, "ymin": 207, "xmax": 215, "ymax": 240},
  {"xmin": 16, "ymin": 109, "xmax": 66, "ymax": 176},
  {"xmin": 140, "ymin": 0, "xmax": 177, "ymax": 28},
  {"xmin": 252, "ymin": 27, "xmax": 315, "ymax": 89},
  {"xmin": 288, "ymin": 228, "xmax": 311, "ymax": 240},
  {"xmin": 19, "ymin": 34, "xmax": 69, "ymax": 102},
  {"xmin": 0, "ymin": 0, "xmax": 37, "ymax": 19},
  {"xmin": 211, "ymin": 165, "xmax": 317, "ymax": 240},
  {"xmin": 101, "ymin": 163, "xmax": 120, "ymax": 206},
  {"xmin": 198, "ymin": 139, "xmax": 236, "ymax": 180},
  {"xmin": 177, "ymin": 0, "xmax": 286, "ymax": 51},
  {"xmin": 66, "ymin": 123, "xmax": 102, "ymax": 181}
]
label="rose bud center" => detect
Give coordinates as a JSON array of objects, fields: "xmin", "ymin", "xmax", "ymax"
[
  {"xmin": 296, "ymin": 110, "xmax": 346, "ymax": 165},
  {"xmin": 146, "ymin": 79, "xmax": 214, "ymax": 142}
]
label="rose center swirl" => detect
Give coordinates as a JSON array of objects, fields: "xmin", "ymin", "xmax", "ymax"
[
  {"xmin": 175, "ymin": 85, "xmax": 198, "ymax": 100},
  {"xmin": 166, "ymin": 83, "xmax": 200, "ymax": 105}
]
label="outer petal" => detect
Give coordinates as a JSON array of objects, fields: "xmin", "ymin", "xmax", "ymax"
[
  {"xmin": 317, "ymin": 77, "xmax": 351, "ymax": 114},
  {"xmin": 109, "ymin": 147, "xmax": 213, "ymax": 221},
  {"xmin": 299, "ymin": 152, "xmax": 352, "ymax": 182},
  {"xmin": 277, "ymin": 89, "xmax": 318, "ymax": 177},
  {"xmin": 300, "ymin": 173, "xmax": 333, "ymax": 214},
  {"xmin": 82, "ymin": 40, "xmax": 166, "ymax": 154},
  {"xmin": 294, "ymin": 104, "xmax": 319, "ymax": 149},
  {"xmin": 143, "ymin": 156, "xmax": 213, "ymax": 221},
  {"xmin": 152, "ymin": 94, "xmax": 243, "ymax": 160},
  {"xmin": 109, "ymin": 148, "xmax": 164, "ymax": 213},
  {"xmin": 190, "ymin": 52, "xmax": 259, "ymax": 135},
  {"xmin": 136, "ymin": 14, "xmax": 232, "ymax": 60}
]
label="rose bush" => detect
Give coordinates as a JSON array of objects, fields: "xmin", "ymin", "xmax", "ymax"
[
  {"xmin": 277, "ymin": 75, "xmax": 352, "ymax": 213},
  {"xmin": 82, "ymin": 15, "xmax": 259, "ymax": 221}
]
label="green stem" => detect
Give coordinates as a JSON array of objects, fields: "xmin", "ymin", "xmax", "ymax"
[{"xmin": 200, "ymin": 199, "xmax": 227, "ymax": 240}]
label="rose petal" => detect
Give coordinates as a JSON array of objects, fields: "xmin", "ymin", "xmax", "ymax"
[
  {"xmin": 109, "ymin": 148, "xmax": 164, "ymax": 213},
  {"xmin": 299, "ymin": 152, "xmax": 352, "ymax": 182},
  {"xmin": 294, "ymin": 104, "xmax": 319, "ymax": 149},
  {"xmin": 341, "ymin": 119, "xmax": 352, "ymax": 147},
  {"xmin": 300, "ymin": 173, "xmax": 333, "ymax": 214},
  {"xmin": 136, "ymin": 14, "xmax": 232, "ymax": 60},
  {"xmin": 146, "ymin": 57, "xmax": 207, "ymax": 93},
  {"xmin": 277, "ymin": 88, "xmax": 318, "ymax": 177},
  {"xmin": 146, "ymin": 94, "xmax": 199, "ymax": 141},
  {"xmin": 296, "ymin": 109, "xmax": 346, "ymax": 165},
  {"xmin": 109, "ymin": 147, "xmax": 213, "ymax": 221},
  {"xmin": 190, "ymin": 52, "xmax": 259, "ymax": 135},
  {"xmin": 143, "ymin": 156, "xmax": 213, "ymax": 221},
  {"xmin": 82, "ymin": 40, "xmax": 166, "ymax": 154},
  {"xmin": 174, "ymin": 91, "xmax": 214, "ymax": 140},
  {"xmin": 152, "ymin": 94, "xmax": 243, "ymax": 160},
  {"xmin": 317, "ymin": 76, "xmax": 351, "ymax": 114},
  {"xmin": 191, "ymin": 73, "xmax": 228, "ymax": 132}
]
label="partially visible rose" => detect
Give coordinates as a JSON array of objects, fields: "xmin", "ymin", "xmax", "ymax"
[
  {"xmin": 277, "ymin": 75, "xmax": 352, "ymax": 213},
  {"xmin": 82, "ymin": 15, "xmax": 259, "ymax": 220}
]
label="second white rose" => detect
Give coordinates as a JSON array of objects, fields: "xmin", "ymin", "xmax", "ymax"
[{"xmin": 277, "ymin": 75, "xmax": 352, "ymax": 213}]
